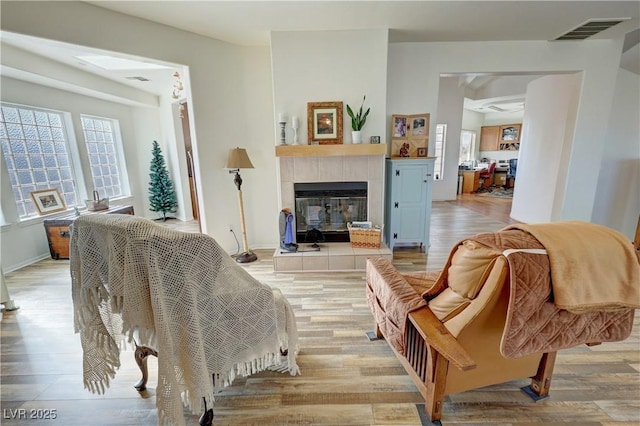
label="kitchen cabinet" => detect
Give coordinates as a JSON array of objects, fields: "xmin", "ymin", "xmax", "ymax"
[
  {"xmin": 385, "ymin": 158, "xmax": 434, "ymax": 251},
  {"xmin": 498, "ymin": 123, "xmax": 521, "ymax": 150},
  {"xmin": 480, "ymin": 123, "xmax": 522, "ymax": 151},
  {"xmin": 479, "ymin": 126, "xmax": 500, "ymax": 151}
]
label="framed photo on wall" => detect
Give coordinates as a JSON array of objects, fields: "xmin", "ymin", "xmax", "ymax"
[
  {"xmin": 390, "ymin": 113, "xmax": 430, "ymax": 157},
  {"xmin": 307, "ymin": 101, "xmax": 343, "ymax": 145},
  {"xmin": 391, "ymin": 115, "xmax": 408, "ymax": 139},
  {"xmin": 30, "ymin": 188, "xmax": 66, "ymax": 215},
  {"xmin": 410, "ymin": 115, "xmax": 429, "ymax": 137}
]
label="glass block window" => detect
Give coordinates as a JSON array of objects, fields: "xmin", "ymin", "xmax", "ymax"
[
  {"xmin": 80, "ymin": 115, "xmax": 123, "ymax": 198},
  {"xmin": 0, "ymin": 104, "xmax": 77, "ymax": 218},
  {"xmin": 433, "ymin": 124, "xmax": 446, "ymax": 180}
]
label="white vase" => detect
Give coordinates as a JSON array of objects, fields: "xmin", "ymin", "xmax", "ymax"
[{"xmin": 352, "ymin": 130, "xmax": 362, "ymax": 144}]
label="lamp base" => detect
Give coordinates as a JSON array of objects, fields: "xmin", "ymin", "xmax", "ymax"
[{"xmin": 236, "ymin": 251, "xmax": 258, "ymax": 263}]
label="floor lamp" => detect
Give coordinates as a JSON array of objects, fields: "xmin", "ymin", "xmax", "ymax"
[{"xmin": 225, "ymin": 147, "xmax": 257, "ymax": 263}]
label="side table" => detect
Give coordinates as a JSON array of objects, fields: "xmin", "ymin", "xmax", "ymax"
[{"xmin": 43, "ymin": 205, "xmax": 134, "ymax": 259}]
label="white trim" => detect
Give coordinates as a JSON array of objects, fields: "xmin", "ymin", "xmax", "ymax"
[{"xmin": 3, "ymin": 253, "xmax": 50, "ymax": 273}]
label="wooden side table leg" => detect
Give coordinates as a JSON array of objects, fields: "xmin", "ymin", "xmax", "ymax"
[{"xmin": 133, "ymin": 344, "xmax": 158, "ymax": 392}]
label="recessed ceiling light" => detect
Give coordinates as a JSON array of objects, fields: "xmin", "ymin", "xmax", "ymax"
[{"xmin": 75, "ymin": 55, "xmax": 172, "ymax": 71}]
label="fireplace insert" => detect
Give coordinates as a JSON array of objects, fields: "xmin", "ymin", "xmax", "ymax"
[{"xmin": 294, "ymin": 182, "xmax": 367, "ymax": 243}]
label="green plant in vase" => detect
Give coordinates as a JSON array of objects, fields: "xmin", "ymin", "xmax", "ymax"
[{"xmin": 346, "ymin": 95, "xmax": 370, "ymax": 144}]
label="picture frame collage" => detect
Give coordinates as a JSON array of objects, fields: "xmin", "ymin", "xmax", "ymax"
[{"xmin": 391, "ymin": 113, "xmax": 430, "ymax": 158}]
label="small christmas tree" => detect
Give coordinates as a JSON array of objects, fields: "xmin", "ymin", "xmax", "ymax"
[{"xmin": 148, "ymin": 140, "xmax": 178, "ymax": 221}]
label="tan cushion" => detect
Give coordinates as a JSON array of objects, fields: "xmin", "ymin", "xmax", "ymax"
[
  {"xmin": 428, "ymin": 287, "xmax": 471, "ymax": 322},
  {"xmin": 448, "ymin": 240, "xmax": 501, "ymax": 299}
]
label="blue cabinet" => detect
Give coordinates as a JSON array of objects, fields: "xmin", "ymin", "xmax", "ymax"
[{"xmin": 384, "ymin": 158, "xmax": 434, "ymax": 251}]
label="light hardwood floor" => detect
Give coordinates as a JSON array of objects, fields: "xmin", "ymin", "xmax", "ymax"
[{"xmin": 2, "ymin": 196, "xmax": 639, "ymax": 425}]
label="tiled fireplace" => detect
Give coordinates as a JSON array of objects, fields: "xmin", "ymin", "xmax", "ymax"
[{"xmin": 273, "ymin": 144, "xmax": 392, "ymax": 272}]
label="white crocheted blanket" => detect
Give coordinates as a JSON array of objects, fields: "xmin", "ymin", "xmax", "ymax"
[{"xmin": 70, "ymin": 214, "xmax": 299, "ymax": 426}]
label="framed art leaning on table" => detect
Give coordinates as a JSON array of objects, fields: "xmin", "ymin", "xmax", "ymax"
[{"xmin": 30, "ymin": 188, "xmax": 66, "ymax": 215}]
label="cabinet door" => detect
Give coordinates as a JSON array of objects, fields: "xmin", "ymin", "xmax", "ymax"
[
  {"xmin": 479, "ymin": 126, "xmax": 500, "ymax": 151},
  {"xmin": 395, "ymin": 165, "xmax": 427, "ymax": 242},
  {"xmin": 499, "ymin": 124, "xmax": 521, "ymax": 142},
  {"xmin": 386, "ymin": 160, "xmax": 433, "ymax": 251}
]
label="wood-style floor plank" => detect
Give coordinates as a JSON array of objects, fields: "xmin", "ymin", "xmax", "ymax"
[{"xmin": 2, "ymin": 195, "xmax": 638, "ymax": 425}]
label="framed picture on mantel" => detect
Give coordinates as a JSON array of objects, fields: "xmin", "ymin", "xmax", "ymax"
[
  {"xmin": 307, "ymin": 101, "xmax": 343, "ymax": 145},
  {"xmin": 391, "ymin": 113, "xmax": 430, "ymax": 157}
]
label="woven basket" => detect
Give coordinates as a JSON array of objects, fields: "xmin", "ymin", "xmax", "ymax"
[
  {"xmin": 348, "ymin": 224, "xmax": 383, "ymax": 249},
  {"xmin": 85, "ymin": 190, "xmax": 109, "ymax": 211}
]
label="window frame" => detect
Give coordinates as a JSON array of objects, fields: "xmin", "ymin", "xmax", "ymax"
[
  {"xmin": 0, "ymin": 102, "xmax": 82, "ymax": 219},
  {"xmin": 459, "ymin": 129, "xmax": 476, "ymax": 164},
  {"xmin": 433, "ymin": 124, "xmax": 446, "ymax": 181},
  {"xmin": 80, "ymin": 114, "xmax": 130, "ymax": 199}
]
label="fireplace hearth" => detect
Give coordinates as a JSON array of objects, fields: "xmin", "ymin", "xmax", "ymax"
[{"xmin": 275, "ymin": 147, "xmax": 387, "ymax": 271}]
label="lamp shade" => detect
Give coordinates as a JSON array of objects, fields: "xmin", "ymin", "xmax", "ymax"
[{"xmin": 225, "ymin": 147, "xmax": 254, "ymax": 169}]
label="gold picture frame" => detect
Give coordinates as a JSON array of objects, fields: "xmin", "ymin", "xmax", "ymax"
[
  {"xmin": 30, "ymin": 188, "xmax": 66, "ymax": 215},
  {"xmin": 307, "ymin": 101, "xmax": 343, "ymax": 145}
]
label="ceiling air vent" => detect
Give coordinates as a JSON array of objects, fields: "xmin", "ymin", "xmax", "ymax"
[
  {"xmin": 554, "ymin": 18, "xmax": 629, "ymax": 41},
  {"xmin": 125, "ymin": 76, "xmax": 150, "ymax": 82},
  {"xmin": 487, "ymin": 105, "xmax": 506, "ymax": 112}
]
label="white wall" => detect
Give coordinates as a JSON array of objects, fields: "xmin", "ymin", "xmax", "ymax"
[
  {"xmin": 387, "ymin": 38, "xmax": 625, "ymax": 222},
  {"xmin": 270, "ymin": 29, "xmax": 389, "ymax": 237},
  {"xmin": 237, "ymin": 46, "xmax": 279, "ymax": 249},
  {"xmin": 592, "ymin": 68, "xmax": 640, "ymax": 239},
  {"xmin": 461, "ymin": 109, "xmax": 484, "ymax": 136},
  {"xmin": 432, "ymin": 77, "xmax": 465, "ymax": 201},
  {"xmin": 0, "ymin": 76, "xmax": 161, "ymax": 271},
  {"xmin": 511, "ymin": 74, "xmax": 582, "ymax": 223},
  {"xmin": 461, "ymin": 109, "xmax": 484, "ymax": 162},
  {"xmin": 271, "ymin": 30, "xmax": 389, "ymax": 146},
  {"xmin": 474, "ymin": 75, "xmax": 538, "ymax": 100}
]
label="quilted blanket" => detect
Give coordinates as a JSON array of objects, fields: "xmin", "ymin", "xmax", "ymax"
[
  {"xmin": 504, "ymin": 221, "xmax": 640, "ymax": 313},
  {"xmin": 70, "ymin": 214, "xmax": 299, "ymax": 426},
  {"xmin": 469, "ymin": 228, "xmax": 635, "ymax": 359}
]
